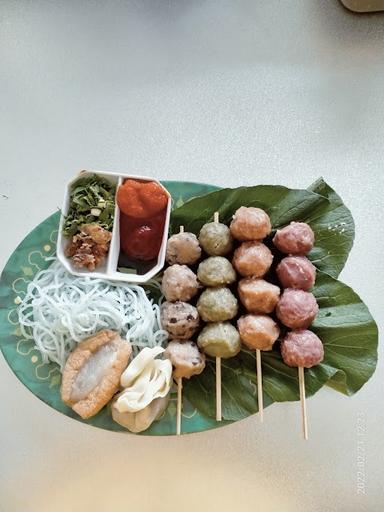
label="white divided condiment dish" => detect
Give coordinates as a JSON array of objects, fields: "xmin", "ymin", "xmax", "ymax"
[{"xmin": 57, "ymin": 170, "xmax": 171, "ymax": 283}]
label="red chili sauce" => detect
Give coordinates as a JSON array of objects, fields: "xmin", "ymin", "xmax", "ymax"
[{"xmin": 117, "ymin": 179, "xmax": 168, "ymax": 270}]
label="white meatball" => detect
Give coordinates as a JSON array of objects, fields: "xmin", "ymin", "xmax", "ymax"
[
  {"xmin": 161, "ymin": 265, "xmax": 199, "ymax": 302},
  {"xmin": 160, "ymin": 301, "xmax": 199, "ymax": 340},
  {"xmin": 166, "ymin": 232, "xmax": 201, "ymax": 265},
  {"xmin": 164, "ymin": 340, "xmax": 206, "ymax": 379}
]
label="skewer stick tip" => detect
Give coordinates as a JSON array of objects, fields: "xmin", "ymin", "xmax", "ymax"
[
  {"xmin": 256, "ymin": 349, "xmax": 264, "ymax": 423},
  {"xmin": 213, "ymin": 211, "xmax": 219, "ymax": 223},
  {"xmin": 176, "ymin": 377, "xmax": 183, "ymax": 436},
  {"xmin": 298, "ymin": 366, "xmax": 308, "ymax": 440},
  {"xmin": 216, "ymin": 356, "xmax": 222, "ymax": 421},
  {"xmin": 179, "ymin": 225, "xmax": 184, "ymax": 233}
]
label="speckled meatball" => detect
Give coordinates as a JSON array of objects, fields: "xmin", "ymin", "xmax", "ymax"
[
  {"xmin": 232, "ymin": 241, "xmax": 273, "ymax": 278},
  {"xmin": 197, "ymin": 322, "xmax": 241, "ymax": 358},
  {"xmin": 276, "ymin": 256, "xmax": 316, "ymax": 290},
  {"xmin": 237, "ymin": 314, "xmax": 280, "ymax": 351},
  {"xmin": 166, "ymin": 232, "xmax": 201, "ymax": 265},
  {"xmin": 276, "ymin": 289, "xmax": 319, "ymax": 329},
  {"xmin": 238, "ymin": 278, "xmax": 280, "ymax": 314},
  {"xmin": 160, "ymin": 301, "xmax": 199, "ymax": 340},
  {"xmin": 197, "ymin": 287, "xmax": 238, "ymax": 322},
  {"xmin": 273, "ymin": 222, "xmax": 315, "ymax": 255},
  {"xmin": 197, "ymin": 256, "xmax": 236, "ymax": 287},
  {"xmin": 230, "ymin": 206, "xmax": 271, "ymax": 241},
  {"xmin": 164, "ymin": 340, "xmax": 206, "ymax": 379},
  {"xmin": 281, "ymin": 330, "xmax": 324, "ymax": 368},
  {"xmin": 161, "ymin": 265, "xmax": 199, "ymax": 302},
  {"xmin": 198, "ymin": 222, "xmax": 233, "ymax": 256}
]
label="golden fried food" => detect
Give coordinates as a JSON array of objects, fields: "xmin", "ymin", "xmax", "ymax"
[
  {"xmin": 238, "ymin": 277, "xmax": 280, "ymax": 313},
  {"xmin": 237, "ymin": 314, "xmax": 280, "ymax": 351},
  {"xmin": 61, "ymin": 329, "xmax": 131, "ymax": 419},
  {"xmin": 230, "ymin": 206, "xmax": 271, "ymax": 241}
]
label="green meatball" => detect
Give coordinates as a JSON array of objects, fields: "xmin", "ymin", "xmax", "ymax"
[
  {"xmin": 197, "ymin": 322, "xmax": 241, "ymax": 358},
  {"xmin": 197, "ymin": 256, "xmax": 236, "ymax": 287},
  {"xmin": 197, "ymin": 287, "xmax": 238, "ymax": 322},
  {"xmin": 198, "ymin": 222, "xmax": 233, "ymax": 256}
]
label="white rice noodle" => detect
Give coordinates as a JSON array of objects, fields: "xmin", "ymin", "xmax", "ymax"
[{"xmin": 18, "ymin": 259, "xmax": 168, "ymax": 371}]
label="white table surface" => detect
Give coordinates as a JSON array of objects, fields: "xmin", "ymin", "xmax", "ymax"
[{"xmin": 1, "ymin": 1, "xmax": 383, "ymax": 511}]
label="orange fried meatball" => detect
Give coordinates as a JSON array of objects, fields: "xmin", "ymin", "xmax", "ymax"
[
  {"xmin": 238, "ymin": 278, "xmax": 280, "ymax": 314},
  {"xmin": 230, "ymin": 206, "xmax": 271, "ymax": 241},
  {"xmin": 237, "ymin": 314, "xmax": 280, "ymax": 351},
  {"xmin": 232, "ymin": 241, "xmax": 273, "ymax": 277}
]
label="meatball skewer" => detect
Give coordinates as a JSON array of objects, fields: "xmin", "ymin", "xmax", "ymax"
[
  {"xmin": 275, "ymin": 220, "xmax": 321, "ymax": 439},
  {"xmin": 196, "ymin": 211, "xmax": 241, "ymax": 422},
  {"xmin": 163, "ymin": 225, "xmax": 206, "ymax": 434},
  {"xmin": 231, "ymin": 205, "xmax": 274, "ymax": 423},
  {"xmin": 176, "ymin": 225, "xmax": 188, "ymax": 436},
  {"xmin": 213, "ymin": 211, "xmax": 224, "ymax": 422}
]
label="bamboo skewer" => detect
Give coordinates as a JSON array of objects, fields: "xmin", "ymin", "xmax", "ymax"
[
  {"xmin": 216, "ymin": 356, "xmax": 222, "ymax": 421},
  {"xmin": 213, "ymin": 211, "xmax": 222, "ymax": 421},
  {"xmin": 298, "ymin": 366, "xmax": 308, "ymax": 440},
  {"xmin": 173, "ymin": 224, "xmax": 186, "ymax": 436},
  {"xmin": 256, "ymin": 348, "xmax": 264, "ymax": 422},
  {"xmin": 176, "ymin": 377, "xmax": 183, "ymax": 436}
]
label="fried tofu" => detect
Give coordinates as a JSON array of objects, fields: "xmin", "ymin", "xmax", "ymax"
[{"xmin": 61, "ymin": 329, "xmax": 131, "ymax": 419}]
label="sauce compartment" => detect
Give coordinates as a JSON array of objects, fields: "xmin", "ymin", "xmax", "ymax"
[{"xmin": 57, "ymin": 170, "xmax": 171, "ymax": 283}]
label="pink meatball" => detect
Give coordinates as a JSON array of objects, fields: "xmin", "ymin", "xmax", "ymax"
[
  {"xmin": 232, "ymin": 241, "xmax": 273, "ymax": 278},
  {"xmin": 281, "ymin": 330, "xmax": 324, "ymax": 368},
  {"xmin": 238, "ymin": 278, "xmax": 280, "ymax": 314},
  {"xmin": 273, "ymin": 222, "xmax": 315, "ymax": 255},
  {"xmin": 230, "ymin": 206, "xmax": 271, "ymax": 241},
  {"xmin": 161, "ymin": 265, "xmax": 199, "ymax": 302},
  {"xmin": 276, "ymin": 256, "xmax": 316, "ymax": 290},
  {"xmin": 276, "ymin": 289, "xmax": 319, "ymax": 329},
  {"xmin": 237, "ymin": 314, "xmax": 280, "ymax": 351}
]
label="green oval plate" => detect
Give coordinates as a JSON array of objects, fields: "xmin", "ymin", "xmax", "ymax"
[{"xmin": 0, "ymin": 180, "xmax": 239, "ymax": 435}]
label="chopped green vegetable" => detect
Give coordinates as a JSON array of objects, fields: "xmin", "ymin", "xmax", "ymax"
[{"xmin": 63, "ymin": 174, "xmax": 116, "ymax": 237}]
